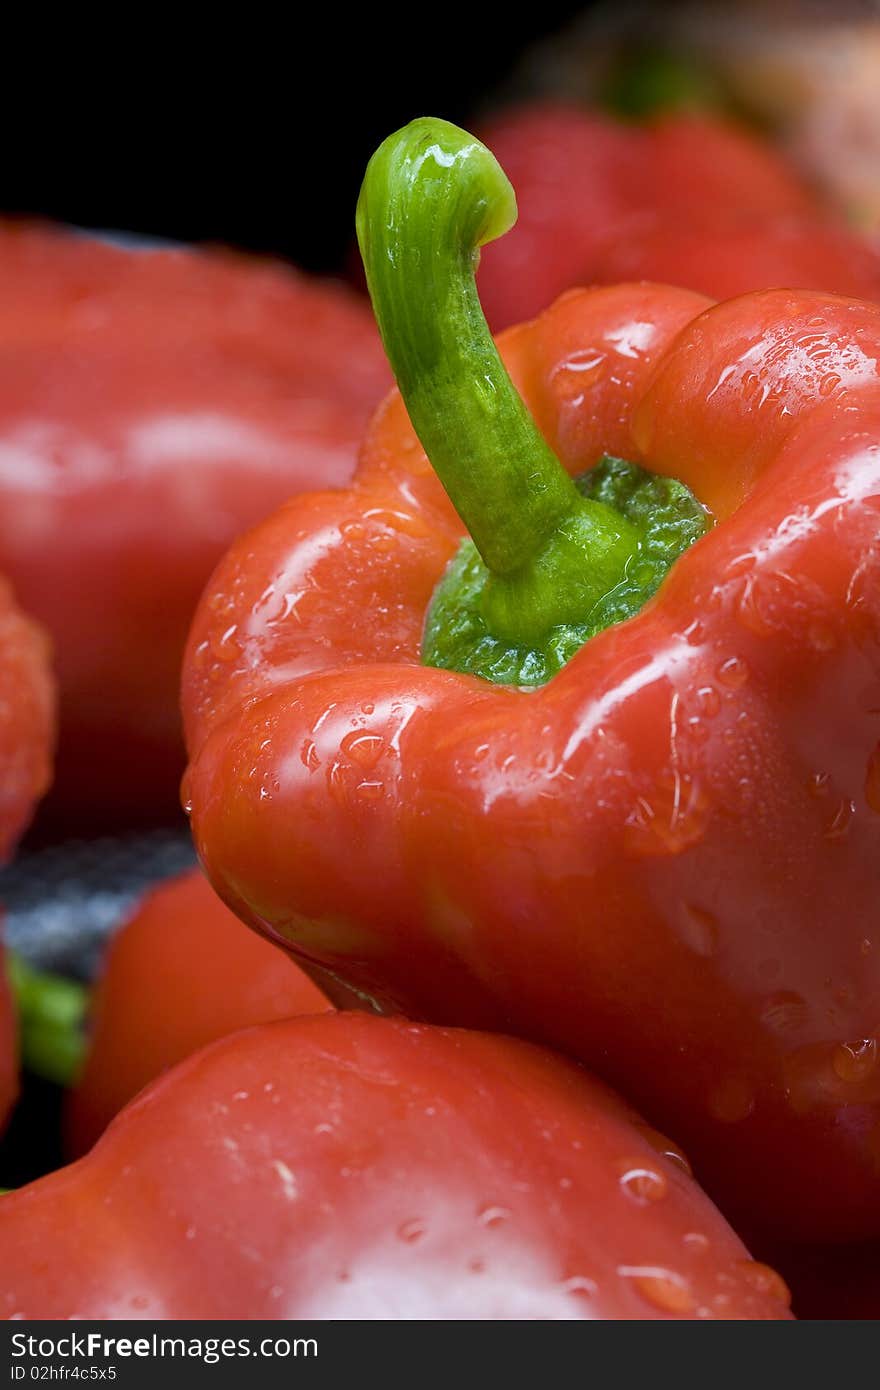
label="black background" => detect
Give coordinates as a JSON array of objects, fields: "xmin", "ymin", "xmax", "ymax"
[{"xmin": 1, "ymin": 9, "xmax": 590, "ymax": 273}]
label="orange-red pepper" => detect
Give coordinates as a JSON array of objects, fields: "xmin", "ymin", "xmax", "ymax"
[
  {"xmin": 184, "ymin": 274, "xmax": 880, "ymax": 1243},
  {"xmin": 183, "ymin": 120, "xmax": 880, "ymax": 1244}
]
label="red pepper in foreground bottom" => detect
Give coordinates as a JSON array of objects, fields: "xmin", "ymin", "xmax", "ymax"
[
  {"xmin": 184, "ymin": 120, "xmax": 880, "ymax": 1243},
  {"xmin": 0, "ymin": 1014, "xmax": 791, "ymax": 1320},
  {"xmin": 0, "ymin": 574, "xmax": 54, "ymax": 1129},
  {"xmin": 66, "ymin": 869, "xmax": 332, "ymax": 1155}
]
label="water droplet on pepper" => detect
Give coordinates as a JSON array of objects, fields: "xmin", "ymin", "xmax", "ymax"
[
  {"xmin": 620, "ymin": 1266, "xmax": 695, "ymax": 1313},
  {"xmin": 831, "ymin": 1038, "xmax": 877, "ymax": 1084},
  {"xmin": 618, "ymin": 1162, "xmax": 668, "ymax": 1203}
]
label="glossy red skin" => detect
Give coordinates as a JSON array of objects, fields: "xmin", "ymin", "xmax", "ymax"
[
  {"xmin": 66, "ymin": 869, "xmax": 331, "ymax": 1155},
  {"xmin": 0, "ymin": 1014, "xmax": 791, "ymax": 1319},
  {"xmin": 0, "ymin": 573, "xmax": 55, "ymax": 1126},
  {"xmin": 0, "ymin": 222, "xmax": 388, "ymax": 826},
  {"xmin": 184, "ymin": 282, "xmax": 880, "ymax": 1242},
  {"xmin": 476, "ymin": 104, "xmax": 880, "ymax": 329}
]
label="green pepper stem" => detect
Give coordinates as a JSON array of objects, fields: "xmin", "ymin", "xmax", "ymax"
[
  {"xmin": 6, "ymin": 952, "xmax": 89, "ymax": 1088},
  {"xmin": 357, "ymin": 117, "xmax": 585, "ymax": 576}
]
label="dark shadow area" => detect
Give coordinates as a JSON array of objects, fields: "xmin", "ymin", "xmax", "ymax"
[{"xmin": 0, "ymin": 10, "xmax": 589, "ymax": 273}]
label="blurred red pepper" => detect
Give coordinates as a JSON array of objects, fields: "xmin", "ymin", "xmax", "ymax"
[
  {"xmin": 475, "ymin": 105, "xmax": 880, "ymax": 329},
  {"xmin": 0, "ymin": 223, "xmax": 389, "ymax": 828},
  {"xmin": 0, "ymin": 1014, "xmax": 791, "ymax": 1319},
  {"xmin": 0, "ymin": 573, "xmax": 54, "ymax": 1127},
  {"xmin": 66, "ymin": 868, "xmax": 331, "ymax": 1155}
]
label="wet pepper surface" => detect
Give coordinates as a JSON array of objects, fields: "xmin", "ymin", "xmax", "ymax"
[
  {"xmin": 0, "ymin": 1015, "xmax": 792, "ymax": 1319},
  {"xmin": 184, "ymin": 279, "xmax": 880, "ymax": 1243}
]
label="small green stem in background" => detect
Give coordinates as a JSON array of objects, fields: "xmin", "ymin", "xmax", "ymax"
[
  {"xmin": 6, "ymin": 952, "xmax": 89, "ymax": 1088},
  {"xmin": 602, "ymin": 45, "xmax": 725, "ymax": 121}
]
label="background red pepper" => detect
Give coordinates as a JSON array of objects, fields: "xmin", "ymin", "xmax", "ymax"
[
  {"xmin": 587, "ymin": 212, "xmax": 880, "ymax": 309},
  {"xmin": 66, "ymin": 869, "xmax": 332, "ymax": 1155},
  {"xmin": 183, "ymin": 281, "xmax": 880, "ymax": 1244},
  {"xmin": 0, "ymin": 223, "xmax": 388, "ymax": 828},
  {"xmin": 475, "ymin": 105, "xmax": 880, "ymax": 329},
  {"xmin": 0, "ymin": 572, "xmax": 54, "ymax": 1129},
  {"xmin": 0, "ymin": 1014, "xmax": 792, "ymax": 1320}
]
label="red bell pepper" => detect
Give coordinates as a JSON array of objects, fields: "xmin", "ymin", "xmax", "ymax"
[
  {"xmin": 475, "ymin": 104, "xmax": 880, "ymax": 329},
  {"xmin": 0, "ymin": 223, "xmax": 389, "ymax": 827},
  {"xmin": 0, "ymin": 1013, "xmax": 791, "ymax": 1319},
  {"xmin": 0, "ymin": 573, "xmax": 54, "ymax": 1128},
  {"xmin": 183, "ymin": 119, "xmax": 880, "ymax": 1244},
  {"xmin": 66, "ymin": 868, "xmax": 331, "ymax": 1154}
]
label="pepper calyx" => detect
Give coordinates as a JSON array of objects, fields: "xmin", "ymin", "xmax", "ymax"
[{"xmin": 423, "ymin": 456, "xmax": 709, "ymax": 687}]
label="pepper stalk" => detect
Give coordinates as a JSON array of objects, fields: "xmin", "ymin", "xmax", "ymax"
[{"xmin": 357, "ymin": 117, "xmax": 707, "ymax": 686}]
